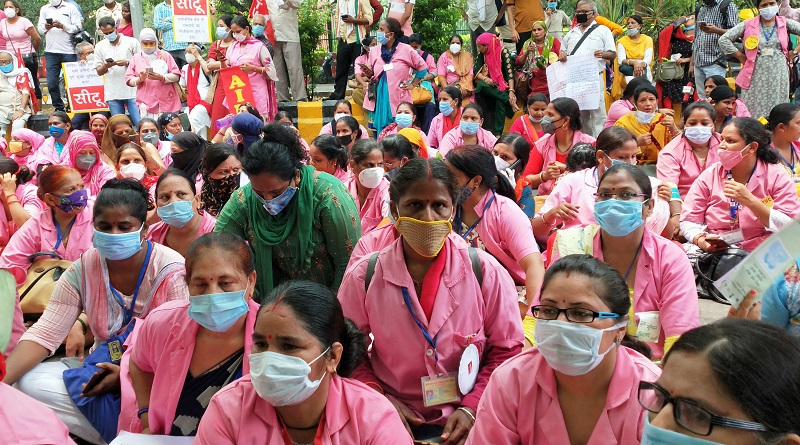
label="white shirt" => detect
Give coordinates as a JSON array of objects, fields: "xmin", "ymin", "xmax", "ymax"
[
  {"xmin": 94, "ymin": 34, "xmax": 140, "ymax": 100},
  {"xmin": 37, "ymin": 1, "xmax": 82, "ymax": 54},
  {"xmin": 562, "ymin": 20, "xmax": 616, "ymax": 71},
  {"xmin": 466, "ymin": 0, "xmax": 498, "ymax": 31},
  {"xmin": 95, "ymin": 2, "xmax": 123, "ymax": 31},
  {"xmin": 268, "ymin": 0, "xmax": 300, "ymax": 42},
  {"xmin": 179, "ymin": 62, "xmax": 210, "ymax": 99}
]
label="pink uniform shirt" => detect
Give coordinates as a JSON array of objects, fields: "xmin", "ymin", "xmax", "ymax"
[
  {"xmin": 428, "ymin": 111, "xmax": 461, "ymax": 149},
  {"xmin": 436, "ymin": 51, "xmax": 473, "ymax": 86},
  {"xmin": 682, "ymin": 160, "xmax": 800, "ymax": 251},
  {"xmin": 604, "ymin": 99, "xmax": 635, "ymax": 128},
  {"xmin": 318, "ymin": 121, "xmax": 370, "ymax": 140},
  {"xmin": 437, "ymin": 126, "xmax": 497, "ymax": 156},
  {"xmin": 125, "ymin": 50, "xmax": 182, "ymax": 115},
  {"xmin": 524, "ymin": 131, "xmax": 597, "ymax": 195},
  {"xmin": 194, "ymin": 374, "xmax": 414, "ymax": 445},
  {"xmin": 0, "ymin": 382, "xmax": 76, "ymax": 445},
  {"xmin": 357, "ymin": 42, "xmax": 428, "ymax": 113},
  {"xmin": 146, "ymin": 211, "xmax": 217, "ymax": 247},
  {"xmin": 466, "ymin": 346, "xmax": 661, "ymax": 445},
  {"xmin": 657, "ymin": 134, "xmax": 721, "ymax": 198},
  {"xmin": 348, "ymin": 223, "xmax": 399, "ymax": 268},
  {"xmin": 338, "ymin": 235, "xmax": 524, "ymax": 421},
  {"xmin": 121, "ymin": 298, "xmax": 259, "ymax": 434},
  {"xmin": 346, "ymin": 175, "xmax": 390, "ymax": 234}
]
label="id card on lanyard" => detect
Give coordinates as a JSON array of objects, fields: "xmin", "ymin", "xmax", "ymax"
[{"xmin": 109, "ymin": 241, "xmax": 153, "ymax": 327}]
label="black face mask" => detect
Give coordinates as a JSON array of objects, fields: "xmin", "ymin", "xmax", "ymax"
[
  {"xmin": 338, "ymin": 134, "xmax": 353, "ymax": 147},
  {"xmin": 576, "ymin": 13, "xmax": 589, "ymax": 24},
  {"xmin": 702, "ymin": 0, "xmax": 715, "ymax": 5}
]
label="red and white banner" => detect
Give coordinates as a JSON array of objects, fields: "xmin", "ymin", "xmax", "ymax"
[
  {"xmin": 63, "ymin": 61, "xmax": 108, "ymax": 113},
  {"xmin": 249, "ymin": 0, "xmax": 276, "ymax": 44},
  {"xmin": 173, "ymin": 0, "xmax": 212, "ymax": 43},
  {"xmin": 219, "ymin": 67, "xmax": 256, "ymax": 113}
]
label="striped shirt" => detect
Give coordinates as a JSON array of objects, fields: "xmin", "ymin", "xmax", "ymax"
[
  {"xmin": 693, "ymin": 0, "xmax": 739, "ymax": 67},
  {"xmin": 153, "ymin": 1, "xmax": 188, "ymax": 52}
]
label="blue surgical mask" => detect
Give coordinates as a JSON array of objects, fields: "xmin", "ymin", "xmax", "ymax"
[
  {"xmin": 252, "ymin": 24, "xmax": 265, "ymax": 38},
  {"xmin": 439, "ymin": 101, "xmax": 454, "ymax": 116},
  {"xmin": 93, "ymin": 224, "xmax": 144, "ymax": 261},
  {"xmin": 627, "ymin": 28, "xmax": 640, "ymax": 36},
  {"xmin": 604, "ymin": 152, "xmax": 629, "ymax": 168},
  {"xmin": 0, "ymin": 63, "xmax": 13, "ymax": 74},
  {"xmin": 548, "ymin": 2, "xmax": 558, "ymax": 8},
  {"xmin": 187, "ymin": 286, "xmax": 250, "ymax": 332},
  {"xmin": 256, "ymin": 185, "xmax": 297, "ymax": 216},
  {"xmin": 457, "ymin": 184, "xmax": 473, "ymax": 204},
  {"xmin": 216, "ymin": 27, "xmax": 229, "ymax": 39},
  {"xmin": 528, "ymin": 115, "xmax": 543, "ymax": 123},
  {"xmin": 376, "ymin": 31, "xmax": 389, "ymax": 45},
  {"xmin": 594, "ymin": 199, "xmax": 646, "ymax": 237},
  {"xmin": 49, "ymin": 125, "xmax": 65, "ymax": 138},
  {"xmin": 636, "ymin": 110, "xmax": 655, "ymax": 124},
  {"xmin": 156, "ymin": 200, "xmax": 195, "ymax": 228},
  {"xmin": 75, "ymin": 154, "xmax": 96, "ymax": 170},
  {"xmin": 165, "ymin": 132, "xmax": 174, "ymax": 141},
  {"xmin": 105, "ymin": 31, "xmax": 118, "ymax": 41},
  {"xmin": 385, "ymin": 167, "xmax": 399, "ymax": 181},
  {"xmin": 683, "ymin": 25, "xmax": 695, "ymax": 30},
  {"xmin": 641, "ymin": 416, "xmax": 723, "ymax": 445},
  {"xmin": 395, "ymin": 113, "xmax": 413, "ymax": 129},
  {"xmin": 460, "ymin": 121, "xmax": 480, "ymax": 135}
]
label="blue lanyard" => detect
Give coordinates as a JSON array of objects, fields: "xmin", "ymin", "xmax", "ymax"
[
  {"xmin": 109, "ymin": 240, "xmax": 152, "ymax": 327},
  {"xmin": 53, "ymin": 214, "xmax": 76, "ymax": 251},
  {"xmin": 401, "ymin": 287, "xmax": 439, "ymax": 362},
  {"xmin": 761, "ymin": 20, "xmax": 777, "ymax": 42},
  {"xmin": 623, "ymin": 239, "xmax": 644, "ymax": 282},
  {"xmin": 777, "ymin": 144, "xmax": 796, "ymax": 170},
  {"xmin": 726, "ymin": 165, "xmax": 757, "ymax": 227},
  {"xmin": 459, "ymin": 192, "xmax": 496, "ymax": 240}
]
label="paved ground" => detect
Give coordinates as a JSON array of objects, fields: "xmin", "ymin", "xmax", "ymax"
[{"xmin": 699, "ymin": 298, "xmax": 730, "ymax": 325}]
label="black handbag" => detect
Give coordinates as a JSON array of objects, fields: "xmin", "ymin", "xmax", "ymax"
[{"xmin": 694, "ymin": 248, "xmax": 748, "ymax": 304}]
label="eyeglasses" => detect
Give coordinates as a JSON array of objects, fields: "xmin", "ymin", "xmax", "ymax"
[
  {"xmin": 531, "ymin": 305, "xmax": 620, "ymax": 323},
  {"xmin": 575, "ymin": 9, "xmax": 595, "ymax": 14},
  {"xmin": 593, "ymin": 192, "xmax": 649, "ymax": 201},
  {"xmin": 638, "ymin": 382, "xmax": 770, "ymax": 436}
]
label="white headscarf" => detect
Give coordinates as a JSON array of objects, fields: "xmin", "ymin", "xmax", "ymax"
[
  {"xmin": 139, "ymin": 28, "xmax": 157, "ymax": 42},
  {"xmin": 0, "ymin": 50, "xmax": 31, "ymax": 84}
]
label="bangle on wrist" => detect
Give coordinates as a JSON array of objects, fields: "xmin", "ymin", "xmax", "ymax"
[
  {"xmin": 541, "ymin": 212, "xmax": 555, "ymax": 226},
  {"xmin": 137, "ymin": 407, "xmax": 149, "ymax": 418},
  {"xmin": 670, "ymin": 213, "xmax": 681, "ymax": 218},
  {"xmin": 458, "ymin": 406, "xmax": 476, "ymax": 423},
  {"xmin": 76, "ymin": 317, "xmax": 88, "ymax": 335}
]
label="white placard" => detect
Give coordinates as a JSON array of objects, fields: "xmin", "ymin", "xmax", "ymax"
[
  {"xmin": 173, "ymin": 0, "xmax": 212, "ymax": 43},
  {"xmin": 63, "ymin": 61, "xmax": 103, "ymax": 88},
  {"xmin": 109, "ymin": 431, "xmax": 195, "ymax": 445},
  {"xmin": 546, "ymin": 54, "xmax": 602, "ymax": 110}
]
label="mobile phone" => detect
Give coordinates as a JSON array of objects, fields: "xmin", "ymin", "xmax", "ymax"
[
  {"xmin": 508, "ymin": 159, "xmax": 521, "ymax": 170},
  {"xmin": 146, "ymin": 67, "xmax": 153, "ymax": 73},
  {"xmin": 129, "ymin": 133, "xmax": 140, "ymax": 145},
  {"xmin": 105, "ymin": 58, "xmax": 114, "ymax": 63},
  {"xmin": 698, "ymin": 21, "xmax": 708, "ymax": 27},
  {"xmin": 178, "ymin": 113, "xmax": 191, "ymax": 130},
  {"xmin": 707, "ymin": 238, "xmax": 731, "ymax": 248},
  {"xmin": 81, "ymin": 368, "xmax": 111, "ymax": 395},
  {"xmin": 46, "ymin": 18, "xmax": 53, "ymax": 24},
  {"xmin": 341, "ymin": 14, "xmax": 351, "ymax": 19}
]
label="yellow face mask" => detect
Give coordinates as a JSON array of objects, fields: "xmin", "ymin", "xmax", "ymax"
[
  {"xmin": 395, "ymin": 217, "xmax": 452, "ymax": 258},
  {"xmin": 7, "ymin": 141, "xmax": 23, "ymax": 154}
]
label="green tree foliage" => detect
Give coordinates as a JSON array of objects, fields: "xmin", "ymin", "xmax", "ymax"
[
  {"xmin": 411, "ymin": 0, "xmax": 463, "ymax": 56},
  {"xmin": 298, "ymin": 0, "xmax": 329, "ymax": 96}
]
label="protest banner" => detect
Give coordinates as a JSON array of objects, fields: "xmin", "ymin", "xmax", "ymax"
[
  {"xmin": 219, "ymin": 67, "xmax": 256, "ymax": 113},
  {"xmin": 173, "ymin": 0, "xmax": 212, "ymax": 43},
  {"xmin": 249, "ymin": 0, "xmax": 276, "ymax": 43},
  {"xmin": 63, "ymin": 62, "xmax": 108, "ymax": 113},
  {"xmin": 546, "ymin": 54, "xmax": 602, "ymax": 110}
]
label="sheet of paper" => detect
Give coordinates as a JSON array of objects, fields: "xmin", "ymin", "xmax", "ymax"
[
  {"xmin": 546, "ymin": 54, "xmax": 601, "ymax": 110},
  {"xmin": 109, "ymin": 431, "xmax": 195, "ymax": 445},
  {"xmin": 546, "ymin": 61, "xmax": 567, "ymax": 99},
  {"xmin": 715, "ymin": 221, "xmax": 800, "ymax": 308}
]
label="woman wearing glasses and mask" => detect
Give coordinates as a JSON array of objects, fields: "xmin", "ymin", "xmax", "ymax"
[
  {"xmin": 545, "ymin": 164, "xmax": 699, "ymax": 359},
  {"xmin": 467, "ymin": 255, "xmax": 661, "ymax": 444},
  {"xmin": 639, "ymin": 318, "xmax": 800, "ymax": 445},
  {"xmin": 339, "ymin": 157, "xmax": 523, "ymax": 445}
]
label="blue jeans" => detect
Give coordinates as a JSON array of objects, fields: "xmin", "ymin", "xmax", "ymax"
[
  {"xmin": 45, "ymin": 52, "xmax": 77, "ymax": 112},
  {"xmin": 694, "ymin": 64, "xmax": 727, "ymax": 99},
  {"xmin": 107, "ymin": 98, "xmax": 141, "ymax": 126}
]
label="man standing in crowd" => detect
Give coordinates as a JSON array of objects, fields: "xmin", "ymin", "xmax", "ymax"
[
  {"xmin": 153, "ymin": 0, "xmax": 187, "ymax": 68},
  {"xmin": 95, "ymin": 0, "xmax": 122, "ymax": 34},
  {"xmin": 270, "ymin": 0, "xmax": 307, "ymax": 102},
  {"xmin": 506, "ymin": 0, "xmax": 545, "ymax": 54},
  {"xmin": 694, "ymin": 0, "xmax": 739, "ymax": 98},
  {"xmin": 38, "ymin": 0, "xmax": 81, "ymax": 112},
  {"xmin": 558, "ymin": 0, "xmax": 615, "ymax": 137},
  {"xmin": 95, "ymin": 17, "xmax": 140, "ymax": 125},
  {"xmin": 464, "ymin": 0, "xmax": 498, "ymax": 55},
  {"xmin": 328, "ymin": 0, "xmax": 373, "ymax": 101},
  {"xmin": 252, "ymin": 14, "xmax": 274, "ymax": 55}
]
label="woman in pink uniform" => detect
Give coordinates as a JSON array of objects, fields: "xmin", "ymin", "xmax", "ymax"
[
  {"xmin": 67, "ymin": 131, "xmax": 116, "ymax": 197},
  {"xmin": 387, "ymin": 0, "xmax": 414, "ymax": 38},
  {"xmin": 546, "ymin": 164, "xmax": 700, "ymax": 359},
  {"xmin": 125, "ymin": 28, "xmax": 181, "ymax": 119},
  {"xmin": 338, "ymin": 157, "xmax": 523, "ymax": 444},
  {"xmin": 377, "ymin": 102, "xmax": 428, "ymax": 142},
  {"xmin": 125, "ymin": 232, "xmax": 257, "ymax": 436},
  {"xmin": 522, "ymin": 97, "xmax": 596, "ymax": 196},
  {"xmin": 657, "ymin": 101, "xmax": 720, "ymax": 200},
  {"xmin": 318, "ymin": 100, "xmax": 370, "ymax": 139},
  {"xmin": 225, "ymin": 16, "xmax": 278, "ymax": 121},
  {"xmin": 766, "ymin": 102, "xmax": 800, "ymax": 187},
  {"xmin": 147, "ymin": 169, "xmax": 216, "ymax": 258},
  {"xmin": 445, "ymin": 145, "xmax": 545, "ymax": 319},
  {"xmin": 309, "ymin": 134, "xmax": 350, "ymax": 183},
  {"xmin": 466, "ymin": 255, "xmax": 661, "ymax": 444},
  {"xmin": 346, "ymin": 139, "xmax": 389, "ymax": 233},
  {"xmin": 437, "ymin": 103, "xmax": 497, "ymax": 156},
  {"xmin": 682, "ymin": 118, "xmax": 800, "ymax": 253},
  {"xmin": 32, "ymin": 111, "xmax": 76, "ymax": 173},
  {"xmin": 9, "ymin": 127, "xmax": 44, "ymax": 171},
  {"xmin": 428, "ymin": 86, "xmax": 462, "ymax": 150},
  {"xmin": 195, "ymin": 280, "xmax": 412, "ymax": 444},
  {"xmin": 0, "ymin": 166, "xmax": 93, "ymax": 356}
]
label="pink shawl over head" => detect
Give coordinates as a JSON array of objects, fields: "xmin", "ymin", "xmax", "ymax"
[
  {"xmin": 476, "ymin": 33, "xmax": 507, "ymax": 92},
  {"xmin": 68, "ymin": 130, "xmax": 115, "ymax": 195}
]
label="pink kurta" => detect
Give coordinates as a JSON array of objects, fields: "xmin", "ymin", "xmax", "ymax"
[
  {"xmin": 16, "ymin": 182, "xmax": 45, "ymax": 216},
  {"xmin": 125, "ymin": 50, "xmax": 182, "ymax": 114},
  {"xmin": 146, "ymin": 211, "xmax": 217, "ymax": 247},
  {"xmin": 225, "ymin": 38, "xmax": 278, "ymax": 120},
  {"xmin": 657, "ymin": 134, "xmax": 721, "ymax": 198},
  {"xmin": 0, "ymin": 382, "xmax": 76, "ymax": 444},
  {"xmin": 428, "ymin": 111, "xmax": 461, "ymax": 149},
  {"xmin": 530, "ymin": 131, "xmax": 597, "ymax": 195},
  {"xmin": 471, "ymin": 192, "xmax": 539, "ymax": 284},
  {"xmin": 332, "ymin": 166, "xmax": 350, "ymax": 183},
  {"xmin": 604, "ymin": 99, "xmax": 635, "ymax": 128},
  {"xmin": 437, "ymin": 126, "xmax": 498, "ymax": 156},
  {"xmin": 682, "ymin": 160, "xmax": 800, "ymax": 252},
  {"xmin": 357, "ymin": 42, "xmax": 428, "ymax": 113},
  {"xmin": 548, "ymin": 227, "xmax": 700, "ymax": 358},
  {"xmin": 465, "ymin": 347, "xmax": 661, "ymax": 445},
  {"xmin": 348, "ymin": 223, "xmax": 399, "ymax": 267},
  {"xmin": 194, "ymin": 374, "xmax": 413, "ymax": 445},
  {"xmin": 436, "ymin": 52, "xmax": 473, "ymax": 85},
  {"xmin": 120, "ymin": 298, "xmax": 259, "ymax": 434},
  {"xmin": 0, "ymin": 206, "xmax": 95, "ymax": 355},
  {"xmin": 31, "ymin": 134, "xmax": 75, "ymax": 173},
  {"xmin": 338, "ymin": 235, "xmax": 524, "ymax": 421},
  {"xmin": 346, "ymin": 175, "xmax": 390, "ymax": 234}
]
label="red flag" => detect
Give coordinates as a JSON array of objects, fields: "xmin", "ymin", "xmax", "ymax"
[
  {"xmin": 15, "ymin": 49, "xmax": 38, "ymax": 114},
  {"xmin": 248, "ymin": 0, "xmax": 276, "ymax": 44},
  {"xmin": 219, "ymin": 67, "xmax": 256, "ymax": 113}
]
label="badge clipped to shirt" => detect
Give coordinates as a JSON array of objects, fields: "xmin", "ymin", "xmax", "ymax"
[
  {"xmin": 447, "ymin": 64, "xmax": 455, "ymax": 72},
  {"xmin": 108, "ymin": 339, "xmax": 123, "ymax": 362},
  {"xmin": 762, "ymin": 195, "xmax": 775, "ymax": 208},
  {"xmin": 762, "ymin": 48, "xmax": 775, "ymax": 56},
  {"xmin": 720, "ymin": 228, "xmax": 745, "ymax": 245},
  {"xmin": 636, "ymin": 311, "xmax": 661, "ymax": 343},
  {"xmin": 384, "ymin": 63, "xmax": 394, "ymax": 71},
  {"xmin": 422, "ymin": 373, "xmax": 460, "ymax": 407},
  {"xmin": 458, "ymin": 343, "xmax": 480, "ymax": 395},
  {"xmin": 745, "ymin": 35, "xmax": 759, "ymax": 50}
]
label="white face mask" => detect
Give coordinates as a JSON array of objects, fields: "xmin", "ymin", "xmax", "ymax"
[
  {"xmin": 683, "ymin": 126, "xmax": 713, "ymax": 144},
  {"xmin": 450, "ymin": 43, "xmax": 461, "ymax": 54},
  {"xmin": 4, "ymin": 7, "xmax": 15, "ymax": 18},
  {"xmin": 534, "ymin": 319, "xmax": 626, "ymax": 376},
  {"xmin": 636, "ymin": 110, "xmax": 655, "ymax": 124},
  {"xmin": 49, "ymin": 0, "xmax": 61, "ymax": 6},
  {"xmin": 185, "ymin": 53, "xmax": 196, "ymax": 64},
  {"xmin": 120, "ymin": 163, "xmax": 147, "ymax": 180},
  {"xmin": 249, "ymin": 347, "xmax": 330, "ymax": 406},
  {"xmin": 358, "ymin": 166, "xmax": 385, "ymax": 189},
  {"xmin": 494, "ymin": 155, "xmax": 511, "ymax": 172},
  {"xmin": 333, "ymin": 112, "xmax": 348, "ymax": 121},
  {"xmin": 233, "ymin": 32, "xmax": 247, "ymax": 42}
]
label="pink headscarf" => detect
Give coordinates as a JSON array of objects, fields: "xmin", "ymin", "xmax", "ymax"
[
  {"xmin": 68, "ymin": 130, "xmax": 115, "ymax": 195},
  {"xmin": 90, "ymin": 114, "xmax": 109, "ymax": 144},
  {"xmin": 10, "ymin": 128, "xmax": 44, "ymax": 168},
  {"xmin": 476, "ymin": 33, "xmax": 507, "ymax": 92}
]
